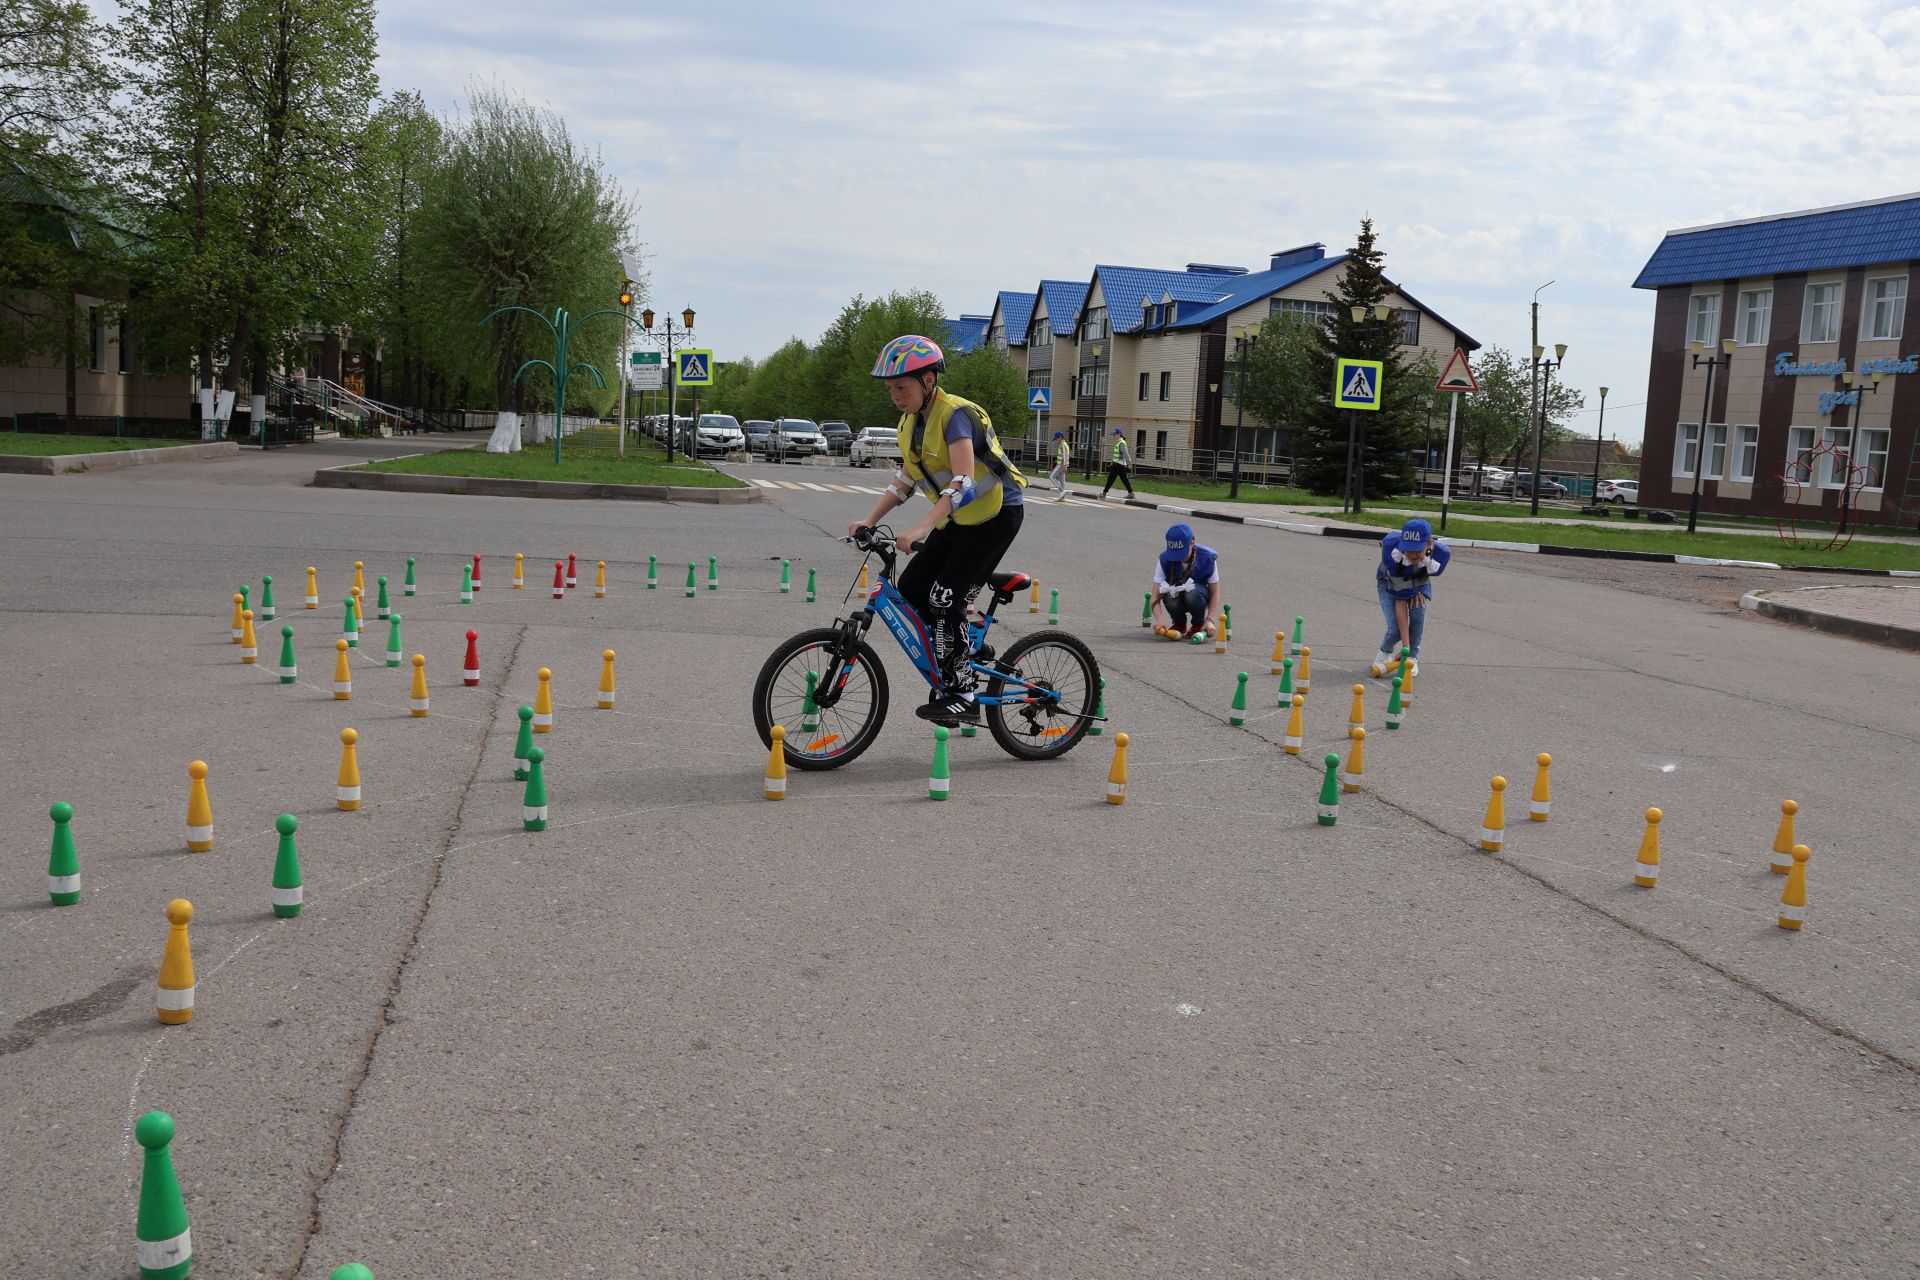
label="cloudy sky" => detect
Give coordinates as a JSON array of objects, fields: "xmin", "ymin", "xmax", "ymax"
[{"xmin": 368, "ymin": 0, "xmax": 1919, "ymax": 444}]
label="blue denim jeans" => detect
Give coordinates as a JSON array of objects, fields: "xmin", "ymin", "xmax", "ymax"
[
  {"xmin": 1166, "ymin": 590, "xmax": 1209, "ymax": 631},
  {"xmin": 1377, "ymin": 582, "xmax": 1427, "ymax": 656}
]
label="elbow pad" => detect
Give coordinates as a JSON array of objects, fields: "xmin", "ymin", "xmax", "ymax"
[
  {"xmin": 886, "ymin": 471, "xmax": 915, "ymax": 502},
  {"xmin": 941, "ymin": 475, "xmax": 978, "ymax": 510}
]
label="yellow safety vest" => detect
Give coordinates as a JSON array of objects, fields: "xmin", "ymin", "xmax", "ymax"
[{"xmin": 897, "ymin": 389, "xmax": 1027, "ymax": 528}]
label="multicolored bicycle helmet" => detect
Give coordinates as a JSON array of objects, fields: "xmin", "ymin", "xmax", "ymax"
[{"xmin": 871, "ymin": 334, "xmax": 946, "ymax": 379}]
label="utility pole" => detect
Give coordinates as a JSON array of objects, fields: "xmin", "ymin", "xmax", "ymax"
[{"xmin": 1529, "ymin": 281, "xmax": 1552, "ymax": 501}]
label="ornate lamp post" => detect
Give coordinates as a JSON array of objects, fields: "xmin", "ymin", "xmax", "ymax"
[
  {"xmin": 639, "ymin": 305, "xmax": 697, "ymax": 464},
  {"xmin": 1528, "ymin": 342, "xmax": 1567, "ymax": 516},
  {"xmin": 1229, "ymin": 325, "xmax": 1260, "ymax": 500},
  {"xmin": 1684, "ymin": 337, "xmax": 1736, "ymax": 532}
]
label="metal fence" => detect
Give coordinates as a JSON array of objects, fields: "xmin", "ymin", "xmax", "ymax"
[{"xmin": 9, "ymin": 412, "xmax": 200, "ymax": 439}]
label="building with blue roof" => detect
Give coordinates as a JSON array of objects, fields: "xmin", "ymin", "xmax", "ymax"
[
  {"xmin": 1019, "ymin": 279, "xmax": 1090, "ymax": 440},
  {"xmin": 1633, "ymin": 193, "xmax": 1919, "ymax": 528},
  {"xmin": 943, "ymin": 315, "xmax": 990, "ymax": 356},
  {"xmin": 985, "ymin": 290, "xmax": 1035, "ymax": 379}
]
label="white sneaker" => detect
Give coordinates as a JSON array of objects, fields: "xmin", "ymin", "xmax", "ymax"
[
  {"xmin": 1404, "ymin": 658, "xmax": 1419, "ymax": 678},
  {"xmin": 1370, "ymin": 650, "xmax": 1393, "ymax": 677}
]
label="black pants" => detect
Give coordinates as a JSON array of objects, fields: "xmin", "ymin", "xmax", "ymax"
[
  {"xmin": 1101, "ymin": 462, "xmax": 1134, "ymax": 498},
  {"xmin": 897, "ymin": 503, "xmax": 1024, "ymax": 690}
]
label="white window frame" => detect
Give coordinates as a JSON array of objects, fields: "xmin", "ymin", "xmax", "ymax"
[
  {"xmin": 1158, "ymin": 371, "xmax": 1171, "ymax": 402},
  {"xmin": 1819, "ymin": 426, "xmax": 1852, "ymax": 488},
  {"xmin": 1733, "ymin": 424, "xmax": 1759, "ymax": 482},
  {"xmin": 1737, "ymin": 289, "xmax": 1772, "ymax": 346},
  {"xmin": 1786, "ymin": 426, "xmax": 1817, "ymax": 483},
  {"xmin": 1864, "ymin": 276, "xmax": 1907, "ymax": 341},
  {"xmin": 1687, "ymin": 294, "xmax": 1720, "ymax": 347},
  {"xmin": 1673, "ymin": 422, "xmax": 1700, "ymax": 478},
  {"xmin": 1704, "ymin": 423, "xmax": 1728, "ymax": 480},
  {"xmin": 1138, "ymin": 371, "xmax": 1149, "ymax": 401},
  {"xmin": 1397, "ymin": 308, "xmax": 1420, "ymax": 346},
  {"xmin": 1859, "ymin": 427, "xmax": 1890, "ymax": 490},
  {"xmin": 1803, "ymin": 282, "xmax": 1842, "ymax": 343},
  {"xmin": 1081, "ymin": 305, "xmax": 1108, "ymax": 343}
]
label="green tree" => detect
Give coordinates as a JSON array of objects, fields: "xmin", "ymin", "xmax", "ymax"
[
  {"xmin": 740, "ymin": 338, "xmax": 812, "ymax": 422},
  {"xmin": 805, "ymin": 290, "xmax": 947, "ymax": 426},
  {"xmin": 1455, "ymin": 344, "xmax": 1585, "ymax": 471},
  {"xmin": 357, "ymin": 90, "xmax": 442, "ymax": 409},
  {"xmin": 415, "ymin": 85, "xmax": 635, "ymax": 415},
  {"xmin": 943, "ymin": 344, "xmax": 1029, "ymax": 440},
  {"xmin": 1293, "ymin": 217, "xmax": 1428, "ymax": 499},
  {"xmin": 1233, "ymin": 313, "xmax": 1322, "ymax": 453}
]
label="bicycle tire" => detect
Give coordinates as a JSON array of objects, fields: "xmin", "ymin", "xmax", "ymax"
[
  {"xmin": 752, "ymin": 627, "xmax": 890, "ymax": 771},
  {"xmin": 984, "ymin": 630, "xmax": 1101, "ymax": 761}
]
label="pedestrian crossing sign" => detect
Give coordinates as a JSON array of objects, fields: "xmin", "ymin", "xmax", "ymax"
[
  {"xmin": 676, "ymin": 350, "xmax": 714, "ymax": 385},
  {"xmin": 1334, "ymin": 358, "xmax": 1384, "ymax": 411}
]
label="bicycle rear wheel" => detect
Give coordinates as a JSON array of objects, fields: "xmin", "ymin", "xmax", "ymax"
[
  {"xmin": 752, "ymin": 627, "xmax": 890, "ymax": 770},
  {"xmin": 984, "ymin": 630, "xmax": 1101, "ymax": 761}
]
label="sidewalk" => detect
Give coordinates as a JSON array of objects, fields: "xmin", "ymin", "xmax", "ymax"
[{"xmin": 1740, "ymin": 584, "xmax": 1920, "ymax": 650}]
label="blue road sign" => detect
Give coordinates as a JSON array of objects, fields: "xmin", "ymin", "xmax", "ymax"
[
  {"xmin": 1334, "ymin": 358, "xmax": 1384, "ymax": 411},
  {"xmin": 1027, "ymin": 386, "xmax": 1052, "ymax": 411},
  {"xmin": 676, "ymin": 350, "xmax": 713, "ymax": 385}
]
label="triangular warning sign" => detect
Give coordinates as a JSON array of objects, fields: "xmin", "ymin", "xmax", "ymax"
[
  {"xmin": 1342, "ymin": 365, "xmax": 1375, "ymax": 401},
  {"xmin": 1435, "ymin": 347, "xmax": 1478, "ymax": 393}
]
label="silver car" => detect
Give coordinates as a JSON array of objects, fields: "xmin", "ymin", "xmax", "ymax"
[
  {"xmin": 766, "ymin": 418, "xmax": 827, "ymax": 463},
  {"xmin": 848, "ymin": 426, "xmax": 903, "ymax": 468},
  {"xmin": 692, "ymin": 414, "xmax": 745, "ymax": 456}
]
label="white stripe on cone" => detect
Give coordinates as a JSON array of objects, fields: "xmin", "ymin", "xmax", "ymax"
[
  {"xmin": 1284, "ymin": 735, "xmax": 1302, "ymax": 751},
  {"xmin": 262, "ymin": 607, "xmax": 275, "ymax": 620},
  {"xmin": 461, "ymin": 590, "xmax": 473, "ymax": 603},
  {"xmin": 377, "ymin": 606, "xmax": 389, "ymax": 619},
  {"xmin": 186, "ymin": 824, "xmax": 212, "ymax": 843},
  {"xmin": 404, "ymin": 584, "xmax": 415, "ymax": 596},
  {"xmin": 1317, "ymin": 803, "xmax": 1338, "ymax": 820},
  {"xmin": 1341, "ymin": 771, "xmax": 1360, "ymax": 790},
  {"xmin": 240, "ymin": 647, "xmax": 256, "ymax": 661},
  {"xmin": 337, "ymin": 785, "xmax": 361, "ymax": 802},
  {"xmin": 137, "ymin": 1229, "xmax": 192, "ymax": 1270},
  {"xmin": 463, "ymin": 668, "xmax": 479, "ymax": 685},
  {"xmin": 386, "ymin": 653, "xmax": 401, "ymax": 667},
  {"xmin": 1530, "ymin": 801, "xmax": 1550, "ymax": 818},
  {"xmin": 1635, "ymin": 867, "xmax": 1658, "ymax": 885},
  {"xmin": 1779, "ymin": 903, "xmax": 1806, "ymax": 923},
  {"xmin": 929, "ymin": 779, "xmax": 949, "ymax": 798},
  {"xmin": 410, "ymin": 698, "xmax": 429, "ymax": 712},
  {"xmin": 278, "ymin": 665, "xmax": 296, "ymax": 680},
  {"xmin": 48, "ymin": 873, "xmax": 80, "ymax": 894},
  {"xmin": 231, "ymin": 627, "xmax": 242, "ymax": 639},
  {"xmin": 567, "ymin": 574, "xmax": 578, "ymax": 587},
  {"xmin": 595, "ymin": 587, "xmax": 606, "ymax": 598},
  {"xmin": 1107, "ymin": 782, "xmax": 1126, "ymax": 801},
  {"xmin": 764, "ymin": 777, "xmax": 786, "ymax": 796},
  {"xmin": 156, "ymin": 984, "xmax": 195, "ymax": 1011},
  {"xmin": 533, "ymin": 712, "xmax": 552, "ymax": 727},
  {"xmin": 1771, "ymin": 851, "xmax": 1794, "ymax": 871},
  {"xmin": 597, "ymin": 696, "xmax": 614, "ymax": 709},
  {"xmin": 1479, "ymin": 828, "xmax": 1502, "ymax": 848},
  {"xmin": 1385, "ymin": 712, "xmax": 1401, "ymax": 729},
  {"xmin": 523, "ymin": 805, "xmax": 548, "ymax": 822},
  {"xmin": 272, "ymin": 886, "xmax": 303, "ymax": 907},
  {"xmin": 333, "ymin": 681, "xmax": 350, "ymax": 694},
  {"xmin": 305, "ymin": 595, "xmax": 318, "ymax": 606},
  {"xmin": 553, "ymin": 586, "xmax": 565, "ymax": 598}
]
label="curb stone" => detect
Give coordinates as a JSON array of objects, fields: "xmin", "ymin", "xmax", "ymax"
[
  {"xmin": 1739, "ymin": 586, "xmax": 1920, "ymax": 651},
  {"xmin": 312, "ymin": 461, "xmax": 761, "ymax": 504},
  {"xmin": 0, "ymin": 440, "xmax": 240, "ymax": 474}
]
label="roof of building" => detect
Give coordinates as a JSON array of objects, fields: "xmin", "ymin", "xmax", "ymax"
[
  {"xmin": 944, "ymin": 314, "xmax": 990, "ymax": 355},
  {"xmin": 1034, "ymin": 279, "xmax": 1089, "ymax": 336},
  {"xmin": 991, "ymin": 291, "xmax": 1035, "ymax": 348},
  {"xmin": 1633, "ymin": 191, "xmax": 1920, "ymax": 288}
]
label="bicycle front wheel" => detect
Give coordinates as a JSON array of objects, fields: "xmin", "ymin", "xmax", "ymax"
[
  {"xmin": 752, "ymin": 627, "xmax": 890, "ymax": 771},
  {"xmin": 984, "ymin": 630, "xmax": 1101, "ymax": 761}
]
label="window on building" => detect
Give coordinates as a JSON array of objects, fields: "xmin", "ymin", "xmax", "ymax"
[
  {"xmin": 1397, "ymin": 308, "xmax": 1420, "ymax": 345},
  {"xmin": 1865, "ymin": 277, "xmax": 1907, "ymax": 341},
  {"xmin": 88, "ymin": 306, "xmax": 105, "ymax": 372},
  {"xmin": 1158, "ymin": 371, "xmax": 1171, "ymax": 401},
  {"xmin": 1271, "ymin": 298, "xmax": 1338, "ymax": 327},
  {"xmin": 1860, "ymin": 428, "xmax": 1890, "ymax": 489},
  {"xmin": 118, "ymin": 319, "xmax": 133, "ymax": 374},
  {"xmin": 1137, "ymin": 371, "xmax": 1148, "ymax": 401},
  {"xmin": 1135, "ymin": 429, "xmax": 1146, "ymax": 459},
  {"xmin": 1687, "ymin": 294, "xmax": 1720, "ymax": 347},
  {"xmin": 1029, "ymin": 319, "xmax": 1050, "ymax": 348},
  {"xmin": 1081, "ymin": 306, "xmax": 1108, "ymax": 342},
  {"xmin": 1155, "ymin": 430, "xmax": 1167, "ymax": 461},
  {"xmin": 1673, "ymin": 423, "xmax": 1700, "ymax": 478},
  {"xmin": 1803, "ymin": 282, "xmax": 1842, "ymax": 342},
  {"xmin": 1738, "ymin": 289, "xmax": 1772, "ymax": 346},
  {"xmin": 1704, "ymin": 423, "xmax": 1728, "ymax": 480},
  {"xmin": 1733, "ymin": 425, "xmax": 1759, "ymax": 481},
  {"xmin": 1786, "ymin": 426, "xmax": 1816, "ymax": 483},
  {"xmin": 1819, "ymin": 427, "xmax": 1853, "ymax": 487},
  {"xmin": 1068, "ymin": 374, "xmax": 1078, "ymax": 398}
]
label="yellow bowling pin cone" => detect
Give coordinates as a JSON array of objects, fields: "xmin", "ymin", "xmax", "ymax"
[
  {"xmin": 184, "ymin": 761, "xmax": 213, "ymax": 852},
  {"xmin": 1398, "ymin": 653, "xmax": 1414, "ymax": 707},
  {"xmin": 1029, "ymin": 579, "xmax": 1040, "ymax": 613},
  {"xmin": 238, "ymin": 609, "xmax": 258, "ymax": 664},
  {"xmin": 1269, "ymin": 631, "xmax": 1286, "ymax": 675},
  {"xmin": 1529, "ymin": 753, "xmax": 1552, "ymax": 821},
  {"xmin": 1634, "ymin": 808, "xmax": 1662, "ymax": 887},
  {"xmin": 1213, "ymin": 620, "xmax": 1227, "ymax": 653},
  {"xmin": 533, "ymin": 667, "xmax": 554, "ymax": 733},
  {"xmin": 1779, "ymin": 843, "xmax": 1809, "ymax": 930},
  {"xmin": 304, "ymin": 566, "xmax": 319, "ymax": 609},
  {"xmin": 1341, "ymin": 726, "xmax": 1366, "ymax": 794},
  {"xmin": 764, "ymin": 725, "xmax": 788, "ymax": 800},
  {"xmin": 1296, "ymin": 645, "xmax": 1312, "ymax": 695},
  {"xmin": 229, "ymin": 593, "xmax": 245, "ymax": 642},
  {"xmin": 409, "ymin": 654, "xmax": 429, "ymax": 717},
  {"xmin": 353, "ymin": 561, "xmax": 365, "ymax": 595},
  {"xmin": 1283, "ymin": 694, "xmax": 1305, "ymax": 754},
  {"xmin": 335, "ymin": 728, "xmax": 361, "ymax": 811},
  {"xmin": 1347, "ymin": 683, "xmax": 1365, "ymax": 730},
  {"xmin": 595, "ymin": 560, "xmax": 607, "ymax": 599},
  {"xmin": 513, "ymin": 552, "xmax": 525, "ymax": 589},
  {"xmin": 1770, "ymin": 800, "xmax": 1798, "ymax": 874},
  {"xmin": 1479, "ymin": 776, "xmax": 1506, "ymax": 851},
  {"xmin": 156, "ymin": 898, "xmax": 194, "ymax": 1024},
  {"xmin": 1105, "ymin": 731, "xmax": 1130, "ymax": 805},
  {"xmin": 597, "ymin": 650, "xmax": 616, "ymax": 709},
  {"xmin": 332, "ymin": 638, "xmax": 351, "ymax": 700}
]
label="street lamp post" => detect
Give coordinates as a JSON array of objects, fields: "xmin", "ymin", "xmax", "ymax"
[
  {"xmin": 1835, "ymin": 369, "xmax": 1883, "ymax": 539},
  {"xmin": 1528, "ymin": 342, "xmax": 1567, "ymax": 516},
  {"xmin": 614, "ymin": 275, "xmax": 636, "ymax": 458},
  {"xmin": 1082, "ymin": 343, "xmax": 1103, "ymax": 480},
  {"xmin": 639, "ymin": 305, "xmax": 697, "ymax": 464},
  {"xmin": 1685, "ymin": 336, "xmax": 1736, "ymax": 533},
  {"xmin": 1343, "ymin": 304, "xmax": 1395, "ymax": 516},
  {"xmin": 1229, "ymin": 325, "xmax": 1259, "ymax": 500},
  {"xmin": 1590, "ymin": 385, "xmax": 1609, "ymax": 504}
]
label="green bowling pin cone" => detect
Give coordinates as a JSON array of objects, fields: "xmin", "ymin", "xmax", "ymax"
[
  {"xmin": 1089, "ymin": 677, "xmax": 1106, "ymax": 736},
  {"xmin": 779, "ymin": 559, "xmax": 791, "ymax": 593},
  {"xmin": 272, "ymin": 814, "xmax": 302, "ymax": 918},
  {"xmin": 47, "ymin": 801, "xmax": 80, "ymax": 905},
  {"xmin": 1140, "ymin": 591, "xmax": 1152, "ymax": 627},
  {"xmin": 1317, "ymin": 753, "xmax": 1342, "ymax": 826},
  {"xmin": 513, "ymin": 705, "xmax": 535, "ymax": 781},
  {"xmin": 800, "ymin": 671, "xmax": 819, "ymax": 736},
  {"xmin": 135, "ymin": 1110, "xmax": 192, "ymax": 1280},
  {"xmin": 460, "ymin": 562, "xmax": 473, "ymax": 604},
  {"xmin": 1048, "ymin": 588, "xmax": 1060, "ymax": 626},
  {"xmin": 342, "ymin": 596, "xmax": 358, "ymax": 647},
  {"xmin": 384, "ymin": 613, "xmax": 403, "ymax": 668},
  {"xmin": 1229, "ymin": 672, "xmax": 1249, "ymax": 726},
  {"xmin": 1222, "ymin": 602, "xmax": 1232, "ymax": 641},
  {"xmin": 403, "ymin": 555, "xmax": 416, "ymax": 597},
  {"xmin": 376, "ymin": 575, "xmax": 390, "ymax": 619},
  {"xmin": 259, "ymin": 574, "xmax": 276, "ymax": 621},
  {"xmin": 647, "ymin": 554, "xmax": 658, "ymax": 589},
  {"xmin": 707, "ymin": 555, "xmax": 719, "ymax": 590},
  {"xmin": 928, "ymin": 727, "xmax": 951, "ymax": 800},
  {"xmin": 1276, "ymin": 657, "xmax": 1294, "ymax": 704},
  {"xmin": 806, "ymin": 567, "xmax": 817, "ymax": 602},
  {"xmin": 685, "ymin": 562, "xmax": 696, "ymax": 597},
  {"xmin": 1291, "ymin": 615, "xmax": 1305, "ymax": 656},
  {"xmin": 522, "ymin": 747, "xmax": 549, "ymax": 831},
  {"xmin": 1385, "ymin": 676, "xmax": 1404, "ymax": 730},
  {"xmin": 277, "ymin": 625, "xmax": 297, "ymax": 683}
]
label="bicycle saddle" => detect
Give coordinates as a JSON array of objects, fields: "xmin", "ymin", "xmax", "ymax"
[{"xmin": 987, "ymin": 571, "xmax": 1031, "ymax": 594}]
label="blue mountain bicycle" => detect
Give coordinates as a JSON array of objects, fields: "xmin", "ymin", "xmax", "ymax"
[{"xmin": 752, "ymin": 526, "xmax": 1103, "ymax": 768}]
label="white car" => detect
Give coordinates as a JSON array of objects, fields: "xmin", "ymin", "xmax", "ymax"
[
  {"xmin": 1597, "ymin": 479, "xmax": 1639, "ymax": 504},
  {"xmin": 766, "ymin": 418, "xmax": 827, "ymax": 462},
  {"xmin": 691, "ymin": 414, "xmax": 745, "ymax": 456},
  {"xmin": 848, "ymin": 427, "xmax": 902, "ymax": 468}
]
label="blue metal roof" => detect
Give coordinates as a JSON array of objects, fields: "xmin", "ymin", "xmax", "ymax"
[
  {"xmin": 993, "ymin": 290, "xmax": 1035, "ymax": 347},
  {"xmin": 1036, "ymin": 279, "xmax": 1088, "ymax": 337},
  {"xmin": 1633, "ymin": 192, "xmax": 1920, "ymax": 288},
  {"xmin": 1095, "ymin": 265, "xmax": 1244, "ymax": 332},
  {"xmin": 944, "ymin": 314, "xmax": 990, "ymax": 355},
  {"xmin": 1170, "ymin": 257, "xmax": 1347, "ymax": 329}
]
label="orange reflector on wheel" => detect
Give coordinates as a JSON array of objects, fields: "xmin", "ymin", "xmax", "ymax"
[
  {"xmin": 1039, "ymin": 726, "xmax": 1070, "ymax": 738},
  {"xmin": 807, "ymin": 733, "xmax": 840, "ymax": 752}
]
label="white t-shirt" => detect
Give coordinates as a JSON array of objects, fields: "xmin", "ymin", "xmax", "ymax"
[{"xmin": 1153, "ymin": 557, "xmax": 1218, "ymax": 601}]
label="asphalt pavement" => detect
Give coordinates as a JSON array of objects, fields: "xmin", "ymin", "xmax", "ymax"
[{"xmin": 2, "ymin": 443, "xmax": 1916, "ymax": 1278}]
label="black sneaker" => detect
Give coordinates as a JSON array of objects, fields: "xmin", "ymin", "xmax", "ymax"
[{"xmin": 915, "ymin": 691, "xmax": 982, "ymax": 726}]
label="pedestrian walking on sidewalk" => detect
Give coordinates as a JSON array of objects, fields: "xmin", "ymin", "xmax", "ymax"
[
  {"xmin": 1048, "ymin": 431, "xmax": 1071, "ymax": 501},
  {"xmin": 1100, "ymin": 427, "xmax": 1135, "ymax": 500}
]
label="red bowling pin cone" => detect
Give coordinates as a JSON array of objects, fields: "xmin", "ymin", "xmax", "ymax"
[
  {"xmin": 462, "ymin": 629, "xmax": 480, "ymax": 686},
  {"xmin": 551, "ymin": 562, "xmax": 565, "ymax": 599},
  {"xmin": 470, "ymin": 554, "xmax": 482, "ymax": 591},
  {"xmin": 566, "ymin": 553, "xmax": 578, "ymax": 589}
]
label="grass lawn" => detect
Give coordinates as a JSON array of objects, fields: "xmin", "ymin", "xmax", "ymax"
[
  {"xmin": 361, "ymin": 430, "xmax": 741, "ymax": 488},
  {"xmin": 1338, "ymin": 513, "xmax": 1920, "ymax": 572},
  {"xmin": 1127, "ymin": 475, "xmax": 1340, "ymax": 506},
  {"xmin": 0, "ymin": 432, "xmax": 200, "ymax": 456}
]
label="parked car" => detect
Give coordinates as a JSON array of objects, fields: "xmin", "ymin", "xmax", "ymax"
[
  {"xmin": 669, "ymin": 417, "xmax": 695, "ymax": 451},
  {"xmin": 765, "ymin": 418, "xmax": 827, "ymax": 462},
  {"xmin": 1597, "ymin": 479, "xmax": 1640, "ymax": 504},
  {"xmin": 848, "ymin": 426, "xmax": 903, "ymax": 468},
  {"xmin": 1459, "ymin": 464, "xmax": 1513, "ymax": 493},
  {"xmin": 742, "ymin": 419, "xmax": 775, "ymax": 450},
  {"xmin": 690, "ymin": 414, "xmax": 745, "ymax": 456},
  {"xmin": 818, "ymin": 420, "xmax": 854, "ymax": 454},
  {"xmin": 1513, "ymin": 472, "xmax": 1569, "ymax": 499}
]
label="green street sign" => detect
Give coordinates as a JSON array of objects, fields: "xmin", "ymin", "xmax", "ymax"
[
  {"xmin": 1334, "ymin": 358, "xmax": 1384, "ymax": 411},
  {"xmin": 630, "ymin": 351, "xmax": 661, "ymax": 367}
]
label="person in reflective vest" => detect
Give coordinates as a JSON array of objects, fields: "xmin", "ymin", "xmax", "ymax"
[
  {"xmin": 1152, "ymin": 522, "xmax": 1220, "ymax": 637},
  {"xmin": 1048, "ymin": 430, "xmax": 1070, "ymax": 501},
  {"xmin": 849, "ymin": 334, "xmax": 1028, "ymax": 725},
  {"xmin": 1100, "ymin": 427, "xmax": 1135, "ymax": 500}
]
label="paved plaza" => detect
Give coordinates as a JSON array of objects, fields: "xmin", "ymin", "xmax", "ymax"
[{"xmin": 2, "ymin": 443, "xmax": 1916, "ymax": 1278}]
